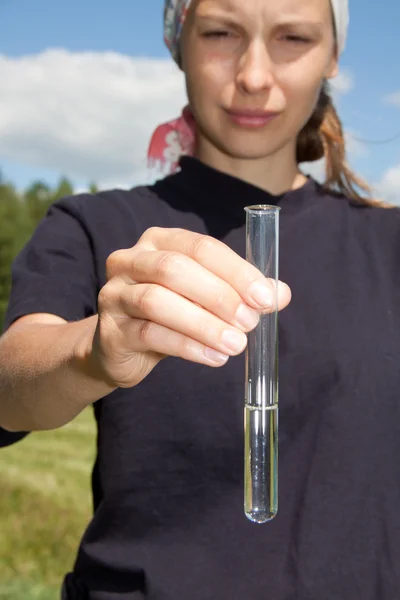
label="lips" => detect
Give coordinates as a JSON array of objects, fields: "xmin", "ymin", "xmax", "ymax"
[{"xmin": 225, "ymin": 108, "xmax": 280, "ymax": 128}]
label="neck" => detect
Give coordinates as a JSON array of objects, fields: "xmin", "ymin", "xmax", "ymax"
[{"xmin": 194, "ymin": 136, "xmax": 308, "ymax": 195}]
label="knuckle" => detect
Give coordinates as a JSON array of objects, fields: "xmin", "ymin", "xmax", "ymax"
[
  {"xmin": 137, "ymin": 320, "xmax": 155, "ymax": 345},
  {"xmin": 212, "ymin": 287, "xmax": 230, "ymax": 312},
  {"xmin": 98, "ymin": 279, "xmax": 121, "ymax": 312},
  {"xmin": 171, "ymin": 227, "xmax": 190, "ymax": 240},
  {"xmin": 188, "ymin": 234, "xmax": 215, "ymax": 261},
  {"xmin": 180, "ymin": 335, "xmax": 196, "ymax": 358},
  {"xmin": 137, "ymin": 286, "xmax": 160, "ymax": 316},
  {"xmin": 106, "ymin": 250, "xmax": 126, "ymax": 279},
  {"xmin": 140, "ymin": 226, "xmax": 162, "ymax": 244},
  {"xmin": 195, "ymin": 318, "xmax": 212, "ymax": 342},
  {"xmin": 155, "ymin": 251, "xmax": 184, "ymax": 280}
]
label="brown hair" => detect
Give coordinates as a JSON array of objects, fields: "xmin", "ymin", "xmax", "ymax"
[{"xmin": 296, "ymin": 81, "xmax": 390, "ymax": 208}]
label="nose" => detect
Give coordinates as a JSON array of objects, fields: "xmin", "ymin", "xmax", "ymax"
[{"xmin": 236, "ymin": 40, "xmax": 275, "ymax": 95}]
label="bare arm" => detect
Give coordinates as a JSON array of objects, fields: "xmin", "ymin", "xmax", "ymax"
[
  {"xmin": 0, "ymin": 228, "xmax": 291, "ymax": 434},
  {"xmin": 0, "ymin": 314, "xmax": 116, "ymax": 432}
]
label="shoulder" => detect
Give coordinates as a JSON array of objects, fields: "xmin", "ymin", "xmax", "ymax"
[
  {"xmin": 345, "ymin": 194, "xmax": 400, "ymax": 229},
  {"xmin": 317, "ymin": 183, "xmax": 400, "ymax": 261},
  {"xmin": 42, "ymin": 180, "xmax": 196, "ymax": 259},
  {"xmin": 51, "ymin": 184, "xmax": 159, "ymax": 222},
  {"xmin": 45, "ymin": 183, "xmax": 175, "ymax": 242},
  {"xmin": 309, "ymin": 180, "xmax": 400, "ymax": 253},
  {"xmin": 313, "ymin": 181, "xmax": 400, "ymax": 221}
]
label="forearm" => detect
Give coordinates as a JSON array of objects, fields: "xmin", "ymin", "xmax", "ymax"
[{"xmin": 0, "ymin": 316, "xmax": 116, "ymax": 432}]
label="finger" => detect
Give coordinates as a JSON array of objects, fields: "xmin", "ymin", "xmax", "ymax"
[
  {"xmin": 118, "ymin": 249, "xmax": 261, "ymax": 332},
  {"xmin": 117, "ymin": 283, "xmax": 248, "ymax": 358},
  {"xmin": 139, "ymin": 228, "xmax": 291, "ymax": 311},
  {"xmin": 119, "ymin": 318, "xmax": 230, "ymax": 368},
  {"xmin": 106, "ymin": 250, "xmax": 136, "ymax": 284}
]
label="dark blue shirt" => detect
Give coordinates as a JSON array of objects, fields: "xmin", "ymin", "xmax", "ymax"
[{"xmin": 3, "ymin": 158, "xmax": 400, "ymax": 599}]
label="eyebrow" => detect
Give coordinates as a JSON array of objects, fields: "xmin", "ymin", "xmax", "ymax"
[
  {"xmin": 196, "ymin": 13, "xmax": 242, "ymax": 28},
  {"xmin": 197, "ymin": 10, "xmax": 325, "ymax": 30},
  {"xmin": 275, "ymin": 19, "xmax": 325, "ymax": 28}
]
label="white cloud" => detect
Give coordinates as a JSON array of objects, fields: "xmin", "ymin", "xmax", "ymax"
[
  {"xmin": 330, "ymin": 69, "xmax": 354, "ymax": 97},
  {"xmin": 0, "ymin": 51, "xmax": 358, "ymax": 191},
  {"xmin": 375, "ymin": 164, "xmax": 400, "ymax": 205},
  {"xmin": 345, "ymin": 130, "xmax": 369, "ymax": 158},
  {"xmin": 0, "ymin": 49, "xmax": 187, "ymax": 188},
  {"xmin": 303, "ymin": 159, "xmax": 400, "ymax": 207},
  {"xmin": 384, "ymin": 92, "xmax": 400, "ymax": 108}
]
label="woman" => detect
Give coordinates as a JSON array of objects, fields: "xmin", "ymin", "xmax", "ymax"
[{"xmin": 1, "ymin": 0, "xmax": 400, "ymax": 598}]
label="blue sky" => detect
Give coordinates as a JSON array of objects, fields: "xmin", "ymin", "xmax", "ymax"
[{"xmin": 0, "ymin": 0, "xmax": 399, "ymax": 198}]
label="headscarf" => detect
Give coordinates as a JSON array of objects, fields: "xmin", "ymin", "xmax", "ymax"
[{"xmin": 147, "ymin": 0, "xmax": 349, "ymax": 173}]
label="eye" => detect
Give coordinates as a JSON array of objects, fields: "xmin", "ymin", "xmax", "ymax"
[
  {"xmin": 282, "ymin": 35, "xmax": 312, "ymax": 44},
  {"xmin": 203, "ymin": 30, "xmax": 234, "ymax": 39}
]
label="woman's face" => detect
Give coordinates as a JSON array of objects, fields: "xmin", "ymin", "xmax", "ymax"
[{"xmin": 181, "ymin": 0, "xmax": 339, "ymax": 161}]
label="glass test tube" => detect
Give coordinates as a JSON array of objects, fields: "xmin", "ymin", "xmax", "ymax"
[{"xmin": 244, "ymin": 205, "xmax": 280, "ymax": 524}]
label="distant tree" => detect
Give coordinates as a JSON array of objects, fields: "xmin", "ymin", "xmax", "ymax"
[
  {"xmin": 0, "ymin": 179, "xmax": 26, "ymax": 328},
  {"xmin": 89, "ymin": 182, "xmax": 99, "ymax": 194},
  {"xmin": 24, "ymin": 181, "xmax": 52, "ymax": 226},
  {"xmin": 0, "ymin": 169, "xmax": 100, "ymax": 330},
  {"xmin": 51, "ymin": 176, "xmax": 74, "ymax": 203}
]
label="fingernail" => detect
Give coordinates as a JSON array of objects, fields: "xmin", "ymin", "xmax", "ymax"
[
  {"xmin": 221, "ymin": 330, "xmax": 247, "ymax": 353},
  {"xmin": 234, "ymin": 304, "xmax": 260, "ymax": 330},
  {"xmin": 249, "ymin": 281, "xmax": 274, "ymax": 308},
  {"xmin": 204, "ymin": 348, "xmax": 230, "ymax": 365}
]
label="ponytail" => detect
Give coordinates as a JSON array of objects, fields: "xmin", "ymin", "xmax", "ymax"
[{"xmin": 297, "ymin": 81, "xmax": 390, "ymax": 208}]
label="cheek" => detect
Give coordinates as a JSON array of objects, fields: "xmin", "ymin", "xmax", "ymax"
[
  {"xmin": 186, "ymin": 58, "xmax": 234, "ymax": 104},
  {"xmin": 278, "ymin": 67, "xmax": 324, "ymax": 113},
  {"xmin": 201, "ymin": 53, "xmax": 237, "ymax": 89}
]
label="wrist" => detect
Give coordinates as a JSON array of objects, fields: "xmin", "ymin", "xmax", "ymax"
[{"xmin": 73, "ymin": 315, "xmax": 117, "ymax": 396}]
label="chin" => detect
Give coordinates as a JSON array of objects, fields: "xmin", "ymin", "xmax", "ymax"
[
  {"xmin": 196, "ymin": 118, "xmax": 296, "ymax": 162},
  {"xmin": 217, "ymin": 138, "xmax": 288, "ymax": 161},
  {"xmin": 206, "ymin": 119, "xmax": 292, "ymax": 158}
]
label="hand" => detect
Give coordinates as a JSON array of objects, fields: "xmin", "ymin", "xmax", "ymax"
[{"xmin": 90, "ymin": 228, "xmax": 291, "ymax": 388}]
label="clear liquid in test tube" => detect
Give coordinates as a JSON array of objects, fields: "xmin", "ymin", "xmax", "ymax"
[{"xmin": 244, "ymin": 205, "xmax": 280, "ymax": 524}]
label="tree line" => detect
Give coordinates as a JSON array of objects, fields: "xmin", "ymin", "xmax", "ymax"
[{"xmin": 0, "ymin": 170, "xmax": 98, "ymax": 329}]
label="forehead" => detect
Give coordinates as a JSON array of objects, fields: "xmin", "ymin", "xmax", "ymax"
[{"xmin": 193, "ymin": 0, "xmax": 332, "ymax": 21}]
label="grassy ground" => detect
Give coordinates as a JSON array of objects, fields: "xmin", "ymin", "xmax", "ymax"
[{"xmin": 0, "ymin": 409, "xmax": 96, "ymax": 599}]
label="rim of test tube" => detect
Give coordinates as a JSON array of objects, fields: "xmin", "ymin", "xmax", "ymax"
[{"xmin": 244, "ymin": 205, "xmax": 281, "ymax": 214}]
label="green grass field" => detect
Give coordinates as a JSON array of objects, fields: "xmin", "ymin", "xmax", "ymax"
[{"xmin": 0, "ymin": 409, "xmax": 96, "ymax": 599}]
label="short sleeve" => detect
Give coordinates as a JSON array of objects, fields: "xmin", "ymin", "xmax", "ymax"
[
  {"xmin": 1, "ymin": 196, "xmax": 98, "ymax": 448},
  {"xmin": 3, "ymin": 196, "xmax": 98, "ymax": 332}
]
